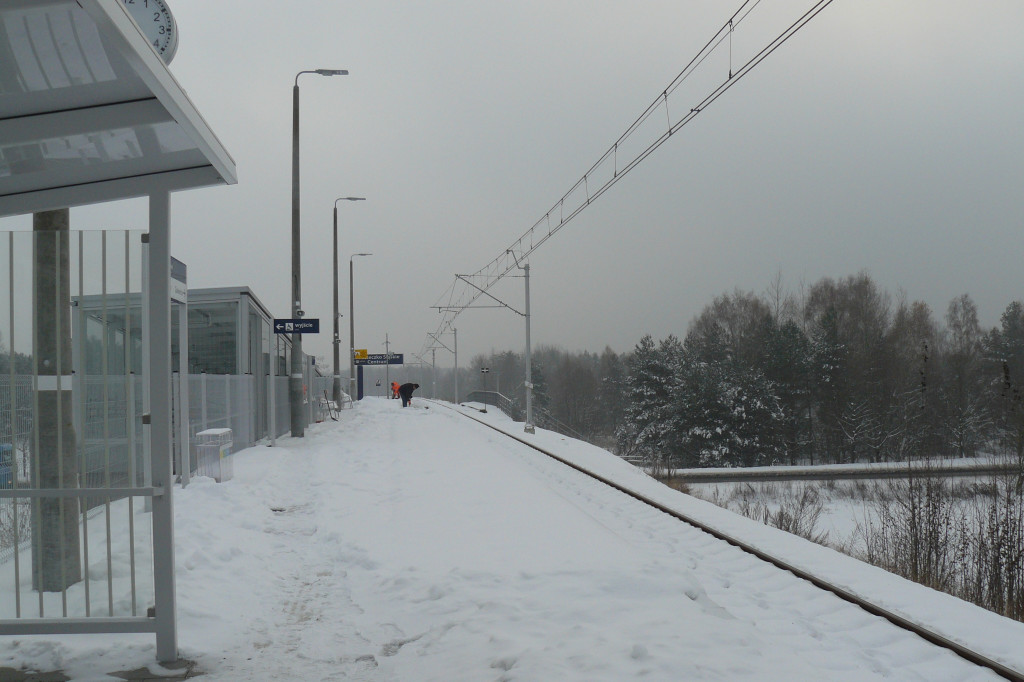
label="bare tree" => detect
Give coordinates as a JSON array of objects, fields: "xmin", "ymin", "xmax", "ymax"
[{"xmin": 942, "ymin": 294, "xmax": 990, "ymax": 458}]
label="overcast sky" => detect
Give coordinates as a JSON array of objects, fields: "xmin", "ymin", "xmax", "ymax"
[{"xmin": 3, "ymin": 0, "xmax": 1022, "ymax": 367}]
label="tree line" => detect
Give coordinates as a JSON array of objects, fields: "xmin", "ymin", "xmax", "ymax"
[
  {"xmin": 439, "ymin": 272, "xmax": 1024, "ymax": 470},
  {"xmin": 620, "ymin": 273, "xmax": 1024, "ymax": 469}
]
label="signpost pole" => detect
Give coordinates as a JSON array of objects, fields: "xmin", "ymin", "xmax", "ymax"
[{"xmin": 481, "ymin": 367, "xmax": 489, "ymax": 413}]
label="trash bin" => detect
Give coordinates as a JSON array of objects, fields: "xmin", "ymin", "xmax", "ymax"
[{"xmin": 195, "ymin": 428, "xmax": 232, "ymax": 483}]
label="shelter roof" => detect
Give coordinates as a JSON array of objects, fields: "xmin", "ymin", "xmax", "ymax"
[{"xmin": 0, "ymin": 0, "xmax": 236, "ymax": 217}]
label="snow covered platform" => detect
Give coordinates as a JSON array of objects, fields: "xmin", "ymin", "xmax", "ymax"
[{"xmin": 1, "ymin": 397, "xmax": 1022, "ymax": 680}]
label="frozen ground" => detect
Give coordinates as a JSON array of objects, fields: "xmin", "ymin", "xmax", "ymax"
[
  {"xmin": 687, "ymin": 479, "xmax": 872, "ymax": 549},
  {"xmin": 687, "ymin": 470, "xmax": 1011, "ymax": 554},
  {"xmin": 0, "ymin": 397, "xmax": 1022, "ymax": 680}
]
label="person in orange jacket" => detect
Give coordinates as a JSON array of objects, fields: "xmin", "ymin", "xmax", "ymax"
[{"xmin": 391, "ymin": 381, "xmax": 400, "ymax": 399}]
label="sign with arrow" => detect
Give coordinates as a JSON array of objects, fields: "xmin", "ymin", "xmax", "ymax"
[{"xmin": 273, "ymin": 318, "xmax": 320, "ymax": 334}]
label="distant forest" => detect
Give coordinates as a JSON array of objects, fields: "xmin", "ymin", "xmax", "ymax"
[{"xmin": 435, "ymin": 272, "xmax": 1024, "ymax": 469}]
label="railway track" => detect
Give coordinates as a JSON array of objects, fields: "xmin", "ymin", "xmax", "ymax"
[
  {"xmin": 430, "ymin": 399, "xmax": 1024, "ymax": 682},
  {"xmin": 674, "ymin": 463, "xmax": 1020, "ymax": 484}
]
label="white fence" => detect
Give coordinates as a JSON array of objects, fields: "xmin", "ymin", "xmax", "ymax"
[
  {"xmin": 0, "ymin": 229, "xmax": 338, "ymax": 641},
  {"xmin": 1, "ymin": 369, "xmax": 337, "ymax": 564}
]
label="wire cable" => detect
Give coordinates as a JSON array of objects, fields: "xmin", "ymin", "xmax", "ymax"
[{"xmin": 421, "ymin": 0, "xmax": 838, "ymax": 358}]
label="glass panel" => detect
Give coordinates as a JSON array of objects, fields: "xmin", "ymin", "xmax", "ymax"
[{"xmin": 187, "ymin": 302, "xmax": 238, "ymax": 375}]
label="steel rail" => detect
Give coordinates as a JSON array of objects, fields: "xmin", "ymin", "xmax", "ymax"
[
  {"xmin": 674, "ymin": 464, "xmax": 1019, "ymax": 484},
  {"xmin": 428, "ymin": 400, "xmax": 1024, "ymax": 682}
]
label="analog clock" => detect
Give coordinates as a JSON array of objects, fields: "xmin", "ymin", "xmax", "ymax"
[{"xmin": 121, "ymin": 0, "xmax": 179, "ymax": 64}]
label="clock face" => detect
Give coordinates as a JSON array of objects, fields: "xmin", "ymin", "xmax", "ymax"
[{"xmin": 121, "ymin": 0, "xmax": 179, "ymax": 64}]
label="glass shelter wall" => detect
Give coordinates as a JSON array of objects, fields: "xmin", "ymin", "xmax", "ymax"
[
  {"xmin": 74, "ymin": 287, "xmax": 294, "ymax": 448},
  {"xmin": 184, "ymin": 302, "xmax": 238, "ymax": 375}
]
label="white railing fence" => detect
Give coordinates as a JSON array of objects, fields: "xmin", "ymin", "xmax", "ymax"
[{"xmin": 0, "ymin": 228, "xmax": 338, "ymax": 645}]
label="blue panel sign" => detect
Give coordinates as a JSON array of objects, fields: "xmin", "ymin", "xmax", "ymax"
[
  {"xmin": 354, "ymin": 352, "xmax": 404, "ymax": 366},
  {"xmin": 273, "ymin": 318, "xmax": 320, "ymax": 334}
]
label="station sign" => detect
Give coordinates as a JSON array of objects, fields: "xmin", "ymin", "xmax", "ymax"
[
  {"xmin": 354, "ymin": 352, "xmax": 404, "ymax": 366},
  {"xmin": 273, "ymin": 318, "xmax": 320, "ymax": 334}
]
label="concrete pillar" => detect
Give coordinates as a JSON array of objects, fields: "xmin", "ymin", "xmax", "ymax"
[{"xmin": 31, "ymin": 208, "xmax": 81, "ymax": 591}]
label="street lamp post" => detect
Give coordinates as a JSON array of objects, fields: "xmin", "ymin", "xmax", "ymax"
[
  {"xmin": 349, "ymin": 252, "xmax": 372, "ymax": 400},
  {"xmin": 333, "ymin": 197, "xmax": 365, "ymax": 405},
  {"xmin": 291, "ymin": 67, "xmax": 348, "ymax": 437}
]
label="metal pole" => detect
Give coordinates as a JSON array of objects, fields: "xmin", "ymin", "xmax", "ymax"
[
  {"xmin": 148, "ymin": 191, "xmax": 178, "ymax": 662},
  {"xmin": 289, "ymin": 78, "xmax": 304, "ymax": 437},
  {"xmin": 178, "ymin": 302, "xmax": 191, "ymax": 484},
  {"xmin": 200, "ymin": 372, "xmax": 207, "ymax": 431},
  {"xmin": 524, "ymin": 263, "xmax": 535, "ymax": 433},
  {"xmin": 332, "ymin": 205, "xmax": 341, "ymax": 406},
  {"xmin": 453, "ymin": 327, "xmax": 458, "ymax": 404},
  {"xmin": 289, "ymin": 68, "xmax": 348, "ymax": 435},
  {"xmin": 346, "ymin": 250, "xmax": 370, "ymax": 400},
  {"xmin": 269, "ymin": 336, "xmax": 277, "ymax": 447},
  {"xmin": 141, "ymin": 238, "xmax": 152, "ymax": 511},
  {"xmin": 349, "ymin": 258, "xmax": 355, "ymax": 399},
  {"xmin": 306, "ymin": 356, "xmax": 314, "ymax": 425},
  {"xmin": 481, "ymin": 367, "xmax": 489, "ymax": 413}
]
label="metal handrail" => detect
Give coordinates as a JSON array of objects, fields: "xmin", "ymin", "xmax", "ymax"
[
  {"xmin": 463, "ymin": 390, "xmax": 520, "ymax": 419},
  {"xmin": 462, "ymin": 390, "xmax": 589, "ymax": 442}
]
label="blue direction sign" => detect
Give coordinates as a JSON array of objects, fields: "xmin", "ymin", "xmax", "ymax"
[
  {"xmin": 273, "ymin": 318, "xmax": 320, "ymax": 334},
  {"xmin": 354, "ymin": 352, "xmax": 404, "ymax": 366}
]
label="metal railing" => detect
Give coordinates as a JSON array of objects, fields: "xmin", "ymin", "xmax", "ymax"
[
  {"xmin": 1, "ymin": 229, "xmax": 334, "ymax": 645},
  {"xmin": 461, "ymin": 390, "xmax": 589, "ymax": 442},
  {"xmin": 464, "ymin": 390, "xmax": 520, "ymax": 419},
  {"xmin": 0, "ymin": 229, "xmax": 157, "ymax": 632}
]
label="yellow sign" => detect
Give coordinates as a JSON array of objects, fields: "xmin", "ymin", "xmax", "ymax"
[{"xmin": 353, "ymin": 349, "xmax": 368, "ymax": 360}]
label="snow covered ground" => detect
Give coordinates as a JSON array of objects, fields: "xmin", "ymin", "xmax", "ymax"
[
  {"xmin": 686, "ymin": 469, "xmax": 1013, "ymax": 555},
  {"xmin": 687, "ymin": 478, "xmax": 869, "ymax": 549},
  {"xmin": 1, "ymin": 397, "xmax": 1022, "ymax": 680}
]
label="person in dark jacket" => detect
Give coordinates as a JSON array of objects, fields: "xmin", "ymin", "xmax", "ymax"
[{"xmin": 398, "ymin": 382, "xmax": 419, "ymax": 407}]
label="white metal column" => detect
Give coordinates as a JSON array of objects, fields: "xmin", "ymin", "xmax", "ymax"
[
  {"xmin": 177, "ymin": 303, "xmax": 190, "ymax": 487},
  {"xmin": 147, "ymin": 192, "xmax": 178, "ymax": 662},
  {"xmin": 141, "ymin": 239, "xmax": 152, "ymax": 513},
  {"xmin": 269, "ymin": 336, "xmax": 277, "ymax": 447}
]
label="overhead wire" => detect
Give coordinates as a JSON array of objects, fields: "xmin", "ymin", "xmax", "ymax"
[{"xmin": 420, "ymin": 0, "xmax": 837, "ymax": 360}]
